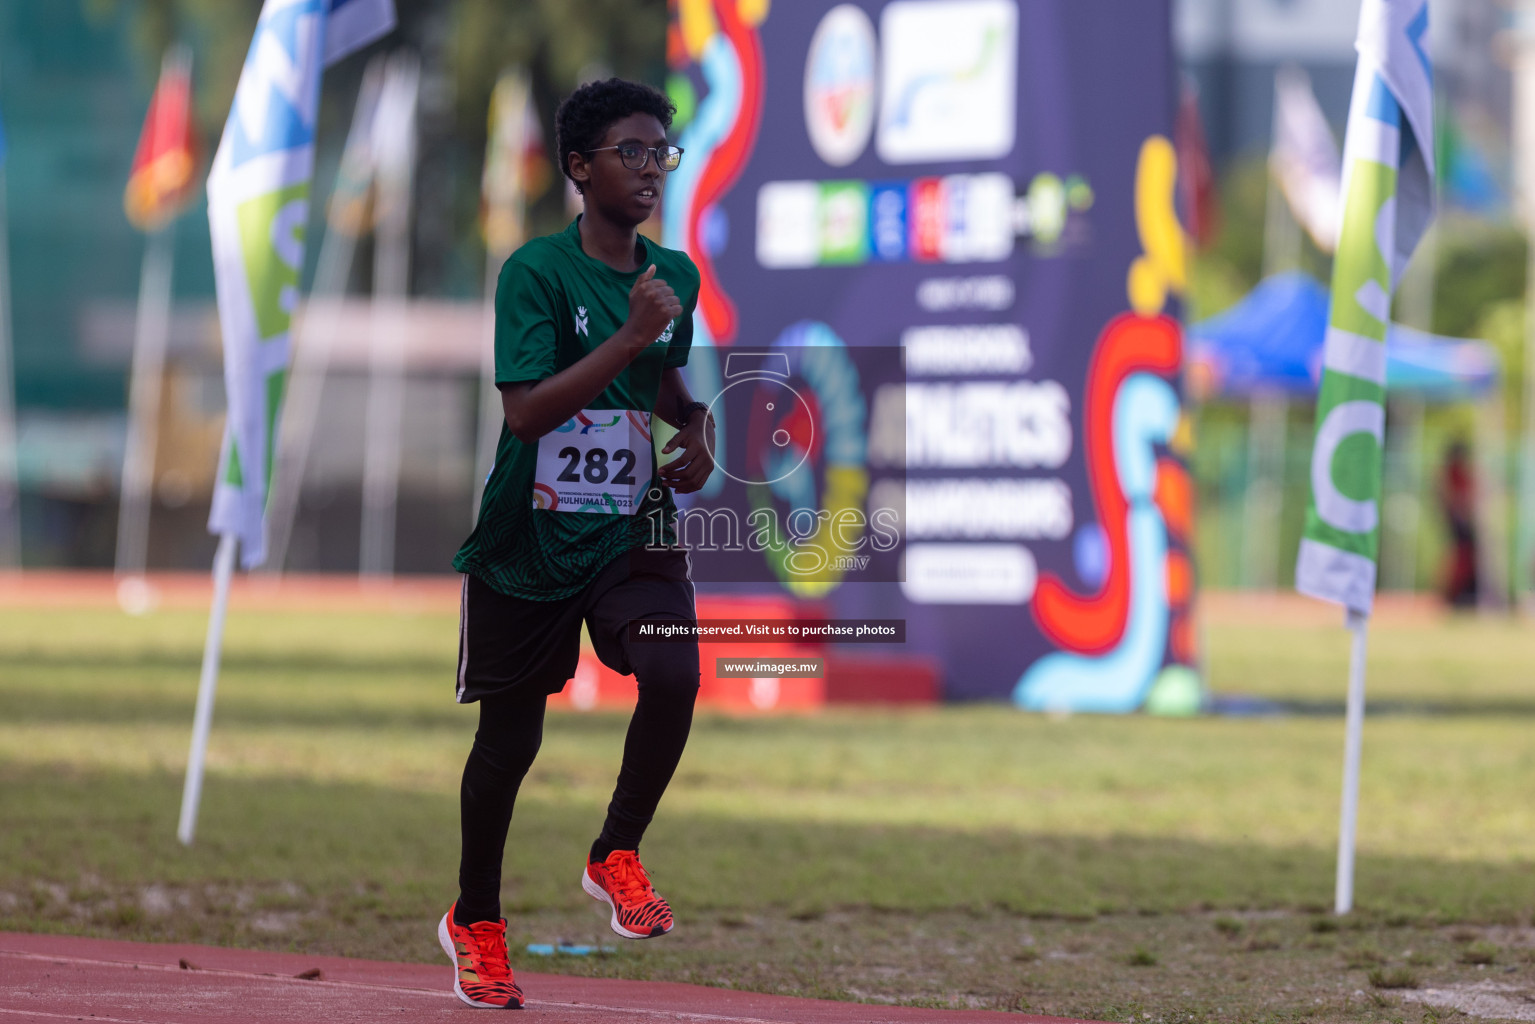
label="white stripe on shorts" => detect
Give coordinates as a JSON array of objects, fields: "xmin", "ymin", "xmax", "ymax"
[{"xmin": 456, "ymin": 574, "xmax": 469, "ymax": 702}]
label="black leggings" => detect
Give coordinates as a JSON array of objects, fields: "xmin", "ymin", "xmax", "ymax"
[{"xmin": 455, "ymin": 638, "xmax": 699, "ymax": 924}]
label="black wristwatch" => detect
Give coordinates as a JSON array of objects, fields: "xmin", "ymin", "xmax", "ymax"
[{"xmin": 676, "ymin": 399, "xmax": 711, "ymax": 427}]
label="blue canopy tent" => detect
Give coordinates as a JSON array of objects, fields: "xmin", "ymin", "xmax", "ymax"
[
  {"xmin": 1189, "ymin": 272, "xmax": 1499, "ymax": 401},
  {"xmin": 1188, "ymin": 272, "xmax": 1504, "ymax": 595}
]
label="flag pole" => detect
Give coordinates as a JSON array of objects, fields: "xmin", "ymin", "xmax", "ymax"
[
  {"xmin": 1245, "ymin": 68, "xmax": 1302, "ymax": 590},
  {"xmin": 261, "ymin": 228, "xmax": 352, "ymax": 574},
  {"xmin": 178, "ymin": 530, "xmax": 238, "ymax": 845},
  {"xmin": 359, "ymin": 53, "xmax": 417, "ymax": 580},
  {"xmin": 471, "ymin": 255, "xmax": 502, "ymax": 524},
  {"xmin": 472, "ymin": 70, "xmax": 533, "ymax": 524},
  {"xmin": 265, "ymin": 56, "xmax": 385, "ymax": 574},
  {"xmin": 1513, "ymin": 0, "xmax": 1535, "ymax": 613},
  {"xmin": 1334, "ymin": 608, "xmax": 1369, "ymax": 913},
  {"xmin": 115, "ymin": 225, "xmax": 176, "ymax": 608},
  {"xmin": 1295, "ymin": 0, "xmax": 1436, "ymax": 915},
  {"xmin": 190, "ymin": 0, "xmax": 396, "ymax": 844}
]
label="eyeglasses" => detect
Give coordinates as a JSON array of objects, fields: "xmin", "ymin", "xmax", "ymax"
[{"xmin": 587, "ymin": 143, "xmax": 684, "ymax": 172}]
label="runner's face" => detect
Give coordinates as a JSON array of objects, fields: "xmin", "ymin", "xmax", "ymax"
[{"xmin": 576, "ymin": 113, "xmax": 668, "ymax": 227}]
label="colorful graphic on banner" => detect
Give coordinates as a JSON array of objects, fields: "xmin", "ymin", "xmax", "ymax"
[{"xmin": 666, "ymin": 0, "xmax": 1195, "ymax": 710}]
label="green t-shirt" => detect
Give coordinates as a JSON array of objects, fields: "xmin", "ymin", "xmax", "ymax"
[{"xmin": 453, "ymin": 218, "xmax": 700, "ymax": 600}]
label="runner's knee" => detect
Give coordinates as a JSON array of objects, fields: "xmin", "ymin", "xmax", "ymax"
[
  {"xmin": 629, "ymin": 642, "xmax": 700, "ymax": 705},
  {"xmin": 470, "ymin": 692, "xmax": 546, "ymax": 780}
]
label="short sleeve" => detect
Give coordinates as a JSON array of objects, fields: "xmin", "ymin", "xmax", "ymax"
[{"xmin": 494, "ymin": 257, "xmax": 559, "ymax": 385}]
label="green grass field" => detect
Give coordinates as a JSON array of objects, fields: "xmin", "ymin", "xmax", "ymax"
[{"xmin": 2, "ymin": 601, "xmax": 1533, "ymax": 1022}]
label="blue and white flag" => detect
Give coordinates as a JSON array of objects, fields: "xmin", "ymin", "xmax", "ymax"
[
  {"xmin": 207, "ymin": 0, "xmax": 393, "ymax": 568},
  {"xmin": 1295, "ymin": 0, "xmax": 1435, "ymax": 615}
]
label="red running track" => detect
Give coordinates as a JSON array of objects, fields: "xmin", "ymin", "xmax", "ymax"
[{"xmin": 0, "ymin": 932, "xmax": 1099, "ymax": 1024}]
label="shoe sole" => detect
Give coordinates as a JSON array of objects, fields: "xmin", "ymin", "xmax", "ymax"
[
  {"xmin": 581, "ymin": 868, "xmax": 672, "ymax": 940},
  {"xmin": 438, "ymin": 911, "xmax": 523, "ymax": 1009}
]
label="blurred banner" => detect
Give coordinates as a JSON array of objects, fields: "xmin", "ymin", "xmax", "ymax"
[
  {"xmin": 664, "ymin": 0, "xmax": 1198, "ymax": 710},
  {"xmin": 206, "ymin": 0, "xmax": 394, "ymax": 569}
]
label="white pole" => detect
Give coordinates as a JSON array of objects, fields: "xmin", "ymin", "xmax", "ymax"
[
  {"xmin": 1334, "ymin": 607, "xmax": 1369, "ymax": 914},
  {"xmin": 114, "ymin": 226, "xmax": 176, "ymax": 604},
  {"xmin": 1384, "ymin": 397, "xmax": 1426, "ymax": 591},
  {"xmin": 359, "ymin": 55, "xmax": 417, "ymax": 579},
  {"xmin": 1242, "ymin": 390, "xmax": 1289, "ymax": 589},
  {"xmin": 1514, "ymin": 0, "xmax": 1535, "ymax": 611},
  {"xmin": 1242, "ymin": 69, "xmax": 1303, "ymax": 589},
  {"xmin": 178, "ymin": 530, "xmax": 238, "ymax": 845},
  {"xmin": 471, "ymin": 70, "xmax": 532, "ymax": 524},
  {"xmin": 0, "ymin": 163, "xmax": 20, "ymax": 569},
  {"xmin": 1473, "ymin": 386, "xmax": 1511, "ymax": 609},
  {"xmin": 264, "ymin": 58, "xmax": 384, "ymax": 574},
  {"xmin": 263, "ymin": 235, "xmax": 359, "ymax": 572}
]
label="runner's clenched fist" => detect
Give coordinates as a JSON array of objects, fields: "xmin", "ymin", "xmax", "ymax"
[{"xmin": 627, "ymin": 265, "xmax": 682, "ymax": 351}]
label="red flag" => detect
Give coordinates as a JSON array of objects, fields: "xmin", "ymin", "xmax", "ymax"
[
  {"xmin": 124, "ymin": 48, "xmax": 199, "ymax": 232},
  {"xmin": 1176, "ymin": 80, "xmax": 1219, "ymax": 249}
]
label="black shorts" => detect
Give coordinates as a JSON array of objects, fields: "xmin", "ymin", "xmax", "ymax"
[{"xmin": 455, "ymin": 546, "xmax": 696, "ymax": 703}]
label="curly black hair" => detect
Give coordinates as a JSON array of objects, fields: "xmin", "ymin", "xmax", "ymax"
[{"xmin": 555, "ymin": 78, "xmax": 676, "ymax": 195}]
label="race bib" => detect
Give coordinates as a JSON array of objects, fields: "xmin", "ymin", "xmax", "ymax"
[{"xmin": 533, "ymin": 410, "xmax": 652, "ymax": 515}]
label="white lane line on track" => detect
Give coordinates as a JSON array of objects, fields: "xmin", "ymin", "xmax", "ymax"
[
  {"xmin": 523, "ymin": 1002, "xmax": 797, "ymax": 1024},
  {"xmin": 0, "ymin": 950, "xmax": 797, "ymax": 1024},
  {"xmin": 0, "ymin": 948, "xmax": 452, "ymax": 999},
  {"xmin": 0, "ymin": 1007, "xmax": 171, "ymax": 1024}
]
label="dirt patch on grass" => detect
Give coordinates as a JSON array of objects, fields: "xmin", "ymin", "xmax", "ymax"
[{"xmin": 1402, "ymin": 979, "xmax": 1535, "ymax": 1021}]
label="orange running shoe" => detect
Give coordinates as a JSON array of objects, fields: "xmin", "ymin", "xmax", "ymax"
[
  {"xmin": 437, "ymin": 903, "xmax": 524, "ymax": 1009},
  {"xmin": 581, "ymin": 849, "xmax": 674, "ymax": 939}
]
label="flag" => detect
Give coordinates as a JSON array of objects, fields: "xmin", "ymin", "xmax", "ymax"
[
  {"xmin": 323, "ymin": 0, "xmax": 395, "ymax": 64},
  {"xmin": 1271, "ymin": 65, "xmax": 1342, "ymax": 252},
  {"xmin": 481, "ymin": 69, "xmax": 550, "ymax": 259},
  {"xmin": 1176, "ymin": 79, "xmax": 1219, "ymax": 248},
  {"xmin": 124, "ymin": 47, "xmax": 200, "ymax": 232},
  {"xmin": 206, "ymin": 0, "xmax": 394, "ymax": 569},
  {"xmin": 1296, "ymin": 0, "xmax": 1435, "ymax": 616}
]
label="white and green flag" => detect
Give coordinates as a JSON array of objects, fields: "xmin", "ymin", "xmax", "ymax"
[
  {"xmin": 1295, "ymin": 0, "xmax": 1435, "ymax": 615},
  {"xmin": 207, "ymin": 0, "xmax": 393, "ymax": 568}
]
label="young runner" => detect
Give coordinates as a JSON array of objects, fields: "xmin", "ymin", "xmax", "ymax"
[{"xmin": 437, "ymin": 78, "xmax": 712, "ymax": 1010}]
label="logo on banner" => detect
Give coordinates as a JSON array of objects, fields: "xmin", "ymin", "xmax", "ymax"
[
  {"xmin": 804, "ymin": 4, "xmax": 877, "ymax": 167},
  {"xmin": 877, "ymin": 0, "xmax": 1018, "ymax": 164}
]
